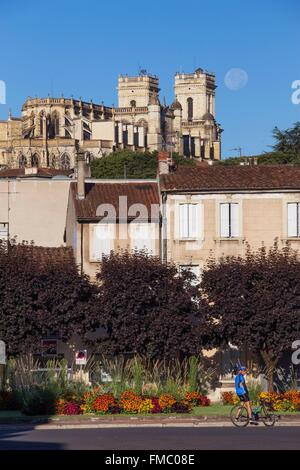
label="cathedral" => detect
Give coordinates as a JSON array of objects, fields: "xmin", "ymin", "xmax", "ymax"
[{"xmin": 0, "ymin": 68, "xmax": 222, "ymax": 170}]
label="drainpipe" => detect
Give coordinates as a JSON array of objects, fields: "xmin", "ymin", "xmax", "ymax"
[
  {"xmin": 161, "ymin": 192, "xmax": 168, "ymax": 264},
  {"xmin": 80, "ymin": 223, "xmax": 84, "ymax": 275}
]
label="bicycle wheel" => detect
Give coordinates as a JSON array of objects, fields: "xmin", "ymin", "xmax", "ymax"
[
  {"xmin": 261, "ymin": 413, "xmax": 276, "ymax": 427},
  {"xmin": 230, "ymin": 404, "xmax": 250, "ymax": 427}
]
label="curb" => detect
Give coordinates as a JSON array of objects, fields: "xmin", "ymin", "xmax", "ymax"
[{"xmin": 1, "ymin": 420, "xmax": 300, "ymax": 430}]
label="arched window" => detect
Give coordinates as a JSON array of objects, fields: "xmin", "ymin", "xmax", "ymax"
[
  {"xmin": 31, "ymin": 153, "xmax": 39, "ymax": 168},
  {"xmin": 39, "ymin": 111, "xmax": 45, "ymax": 136},
  {"xmin": 19, "ymin": 154, "xmax": 27, "ymax": 168},
  {"xmin": 52, "ymin": 111, "xmax": 60, "ymax": 136},
  {"xmin": 187, "ymin": 97, "xmax": 193, "ymax": 121},
  {"xmin": 130, "ymin": 100, "xmax": 136, "ymax": 107},
  {"xmin": 47, "ymin": 112, "xmax": 59, "ymax": 138},
  {"xmin": 50, "ymin": 154, "xmax": 58, "ymax": 168},
  {"xmin": 60, "ymin": 153, "xmax": 70, "ymax": 170}
]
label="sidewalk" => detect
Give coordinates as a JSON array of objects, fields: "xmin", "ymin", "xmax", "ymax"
[{"xmin": 1, "ymin": 413, "xmax": 300, "ymax": 429}]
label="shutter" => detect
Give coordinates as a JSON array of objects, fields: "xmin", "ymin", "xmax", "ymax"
[
  {"xmin": 101, "ymin": 224, "xmax": 111, "ymax": 257},
  {"xmin": 94, "ymin": 224, "xmax": 112, "ymax": 259},
  {"xmin": 220, "ymin": 203, "xmax": 230, "ymax": 237},
  {"xmin": 132, "ymin": 224, "xmax": 152, "ymax": 252},
  {"xmin": 288, "ymin": 203, "xmax": 298, "ymax": 237},
  {"xmin": 92, "ymin": 225, "xmax": 101, "ymax": 260},
  {"xmin": 230, "ymin": 203, "xmax": 239, "ymax": 237},
  {"xmin": 189, "ymin": 204, "xmax": 199, "ymax": 238},
  {"xmin": 142, "ymin": 224, "xmax": 152, "ymax": 252},
  {"xmin": 179, "ymin": 204, "xmax": 189, "ymax": 238}
]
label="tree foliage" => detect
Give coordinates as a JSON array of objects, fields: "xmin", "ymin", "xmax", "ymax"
[
  {"xmin": 86, "ymin": 251, "xmax": 205, "ymax": 360},
  {"xmin": 0, "ymin": 242, "xmax": 96, "ymax": 355},
  {"xmin": 90, "ymin": 150, "xmax": 195, "ymax": 179},
  {"xmin": 272, "ymin": 122, "xmax": 300, "ymax": 154},
  {"xmin": 219, "ymin": 122, "xmax": 300, "ymax": 165},
  {"xmin": 201, "ymin": 243, "xmax": 300, "ymax": 390}
]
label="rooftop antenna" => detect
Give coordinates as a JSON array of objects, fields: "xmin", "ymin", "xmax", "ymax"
[{"xmin": 230, "ymin": 147, "xmax": 242, "ymax": 158}]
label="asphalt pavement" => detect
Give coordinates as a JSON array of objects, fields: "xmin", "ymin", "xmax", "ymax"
[{"xmin": 0, "ymin": 425, "xmax": 300, "ymax": 450}]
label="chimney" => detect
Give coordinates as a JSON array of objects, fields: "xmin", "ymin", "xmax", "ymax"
[
  {"xmin": 158, "ymin": 151, "xmax": 170, "ymax": 175},
  {"xmin": 77, "ymin": 149, "xmax": 87, "ymax": 199}
]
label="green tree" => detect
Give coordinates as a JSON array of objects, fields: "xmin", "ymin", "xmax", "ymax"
[
  {"xmin": 272, "ymin": 122, "xmax": 300, "ymax": 154},
  {"xmin": 219, "ymin": 122, "xmax": 300, "ymax": 166},
  {"xmin": 90, "ymin": 150, "xmax": 195, "ymax": 179}
]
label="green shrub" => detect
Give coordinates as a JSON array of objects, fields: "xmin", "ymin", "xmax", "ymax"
[
  {"xmin": 21, "ymin": 386, "xmax": 57, "ymax": 416},
  {"xmin": 131, "ymin": 356, "xmax": 144, "ymax": 395}
]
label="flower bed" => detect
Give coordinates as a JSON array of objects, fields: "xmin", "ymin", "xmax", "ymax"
[
  {"xmin": 259, "ymin": 391, "xmax": 300, "ymax": 412},
  {"xmin": 54, "ymin": 389, "xmax": 211, "ymax": 416},
  {"xmin": 221, "ymin": 390, "xmax": 300, "ymax": 411},
  {"xmin": 221, "ymin": 391, "xmax": 239, "ymax": 405}
]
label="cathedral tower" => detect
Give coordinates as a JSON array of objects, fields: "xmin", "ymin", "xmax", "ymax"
[
  {"xmin": 174, "ymin": 68, "xmax": 222, "ymax": 159},
  {"xmin": 118, "ymin": 73, "xmax": 160, "ymax": 108}
]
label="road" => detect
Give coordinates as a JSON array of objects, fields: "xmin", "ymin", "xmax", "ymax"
[{"xmin": 0, "ymin": 425, "xmax": 300, "ymax": 450}]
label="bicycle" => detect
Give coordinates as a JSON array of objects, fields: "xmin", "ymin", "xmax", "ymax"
[{"xmin": 230, "ymin": 399, "xmax": 279, "ymax": 427}]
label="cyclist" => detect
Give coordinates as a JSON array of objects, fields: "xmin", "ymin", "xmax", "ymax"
[{"xmin": 234, "ymin": 365, "xmax": 258, "ymax": 424}]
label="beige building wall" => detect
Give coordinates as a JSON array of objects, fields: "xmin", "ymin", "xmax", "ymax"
[
  {"xmin": 165, "ymin": 191, "xmax": 300, "ymax": 271},
  {"xmin": 0, "ymin": 179, "xmax": 71, "ymax": 246},
  {"xmin": 66, "ymin": 217, "xmax": 160, "ymax": 279},
  {"xmin": 118, "ymin": 75, "xmax": 160, "ymax": 108}
]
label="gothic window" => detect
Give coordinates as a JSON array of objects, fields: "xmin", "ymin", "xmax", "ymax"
[
  {"xmin": 31, "ymin": 154, "xmax": 39, "ymax": 168},
  {"xmin": 187, "ymin": 97, "xmax": 193, "ymax": 121},
  {"xmin": 130, "ymin": 100, "xmax": 136, "ymax": 107},
  {"xmin": 19, "ymin": 154, "xmax": 27, "ymax": 168},
  {"xmin": 50, "ymin": 154, "xmax": 58, "ymax": 168},
  {"xmin": 60, "ymin": 153, "xmax": 70, "ymax": 170},
  {"xmin": 52, "ymin": 112, "xmax": 60, "ymax": 136},
  {"xmin": 39, "ymin": 111, "xmax": 45, "ymax": 136},
  {"xmin": 85, "ymin": 152, "xmax": 94, "ymax": 164},
  {"xmin": 47, "ymin": 112, "xmax": 59, "ymax": 139}
]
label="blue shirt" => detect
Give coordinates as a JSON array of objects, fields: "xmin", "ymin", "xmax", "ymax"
[{"xmin": 235, "ymin": 373, "xmax": 246, "ymax": 396}]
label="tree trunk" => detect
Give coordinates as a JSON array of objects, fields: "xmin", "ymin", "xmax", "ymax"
[{"xmin": 261, "ymin": 351, "xmax": 278, "ymax": 392}]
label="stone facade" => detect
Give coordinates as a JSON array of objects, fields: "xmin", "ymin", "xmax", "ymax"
[{"xmin": 0, "ymin": 69, "xmax": 222, "ymax": 170}]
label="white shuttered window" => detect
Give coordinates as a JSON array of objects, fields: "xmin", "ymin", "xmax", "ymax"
[
  {"xmin": 179, "ymin": 204, "xmax": 199, "ymax": 239},
  {"xmin": 220, "ymin": 203, "xmax": 239, "ymax": 238},
  {"xmin": 91, "ymin": 224, "xmax": 114, "ymax": 261},
  {"xmin": 130, "ymin": 223, "xmax": 153, "ymax": 253},
  {"xmin": 287, "ymin": 203, "xmax": 300, "ymax": 237}
]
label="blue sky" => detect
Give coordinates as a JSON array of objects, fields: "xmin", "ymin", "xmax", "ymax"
[{"xmin": 0, "ymin": 0, "xmax": 299, "ymax": 157}]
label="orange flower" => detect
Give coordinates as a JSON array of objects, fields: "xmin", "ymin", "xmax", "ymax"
[
  {"xmin": 158, "ymin": 394, "xmax": 176, "ymax": 410},
  {"xmin": 120, "ymin": 390, "xmax": 142, "ymax": 414},
  {"xmin": 92, "ymin": 393, "xmax": 116, "ymax": 413}
]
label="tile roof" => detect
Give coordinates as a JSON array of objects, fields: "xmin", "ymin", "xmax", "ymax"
[
  {"xmin": 10, "ymin": 245, "xmax": 75, "ymax": 269},
  {"xmin": 71, "ymin": 181, "xmax": 160, "ymax": 221},
  {"xmin": 160, "ymin": 165, "xmax": 300, "ymax": 192},
  {"xmin": 0, "ymin": 168, "xmax": 74, "ymax": 178}
]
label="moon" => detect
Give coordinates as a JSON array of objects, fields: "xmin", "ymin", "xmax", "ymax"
[{"xmin": 224, "ymin": 68, "xmax": 248, "ymax": 91}]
